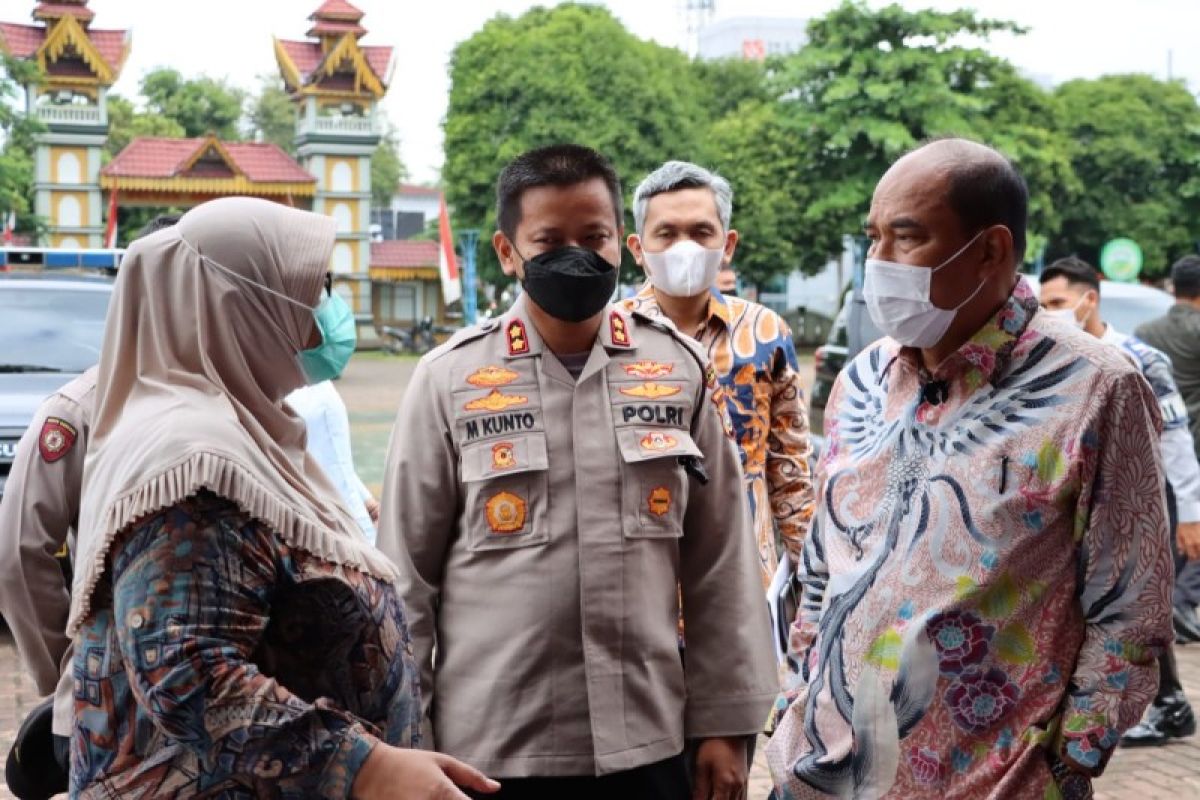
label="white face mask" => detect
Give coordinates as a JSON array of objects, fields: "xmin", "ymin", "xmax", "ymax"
[
  {"xmin": 643, "ymin": 239, "xmax": 725, "ymax": 298},
  {"xmin": 1042, "ymin": 296, "xmax": 1086, "ymax": 329},
  {"xmin": 863, "ymin": 230, "xmax": 987, "ymax": 348}
]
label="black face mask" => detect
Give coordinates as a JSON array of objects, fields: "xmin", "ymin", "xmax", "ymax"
[{"xmin": 518, "ymin": 245, "xmax": 618, "ymax": 323}]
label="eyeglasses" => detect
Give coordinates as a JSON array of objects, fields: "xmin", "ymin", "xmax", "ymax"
[{"xmin": 324, "ymin": 273, "xmax": 333, "ymax": 297}]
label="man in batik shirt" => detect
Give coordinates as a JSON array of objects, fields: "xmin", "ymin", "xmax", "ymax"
[
  {"xmin": 1038, "ymin": 256, "xmax": 1200, "ymax": 748},
  {"xmin": 767, "ymin": 139, "xmax": 1172, "ymax": 800},
  {"xmin": 624, "ymin": 160, "xmax": 815, "ymax": 586}
]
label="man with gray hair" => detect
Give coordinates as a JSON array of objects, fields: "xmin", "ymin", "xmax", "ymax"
[{"xmin": 623, "ymin": 160, "xmax": 816, "ymax": 594}]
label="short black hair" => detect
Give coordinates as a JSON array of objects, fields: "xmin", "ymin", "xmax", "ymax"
[
  {"xmin": 944, "ymin": 153, "xmax": 1029, "ymax": 264},
  {"xmin": 495, "ymin": 144, "xmax": 623, "ymax": 239},
  {"xmin": 136, "ymin": 213, "xmax": 181, "ymax": 240},
  {"xmin": 1172, "ymin": 254, "xmax": 1200, "ymax": 299},
  {"xmin": 1042, "ymin": 256, "xmax": 1101, "ymax": 293}
]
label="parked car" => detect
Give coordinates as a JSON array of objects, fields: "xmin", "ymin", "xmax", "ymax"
[
  {"xmin": 0, "ymin": 272, "xmax": 113, "ymax": 501},
  {"xmin": 808, "ymin": 268, "xmax": 1176, "ymax": 441}
]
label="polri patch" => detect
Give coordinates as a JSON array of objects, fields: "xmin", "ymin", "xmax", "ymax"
[
  {"xmin": 485, "ymin": 491, "xmax": 527, "ymax": 534},
  {"xmin": 648, "ymin": 486, "xmax": 672, "ymax": 517},
  {"xmin": 39, "ymin": 417, "xmax": 77, "ymax": 463}
]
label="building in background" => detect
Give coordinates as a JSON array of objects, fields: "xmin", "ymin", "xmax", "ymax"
[
  {"xmin": 369, "ymin": 239, "xmax": 441, "ymax": 326},
  {"xmin": 0, "ymin": 0, "xmax": 128, "ymax": 248},
  {"xmin": 697, "ymin": 16, "xmax": 808, "ymax": 61},
  {"xmin": 371, "ymin": 183, "xmax": 440, "ymax": 241},
  {"xmin": 274, "ymin": 0, "xmax": 393, "ymax": 325}
]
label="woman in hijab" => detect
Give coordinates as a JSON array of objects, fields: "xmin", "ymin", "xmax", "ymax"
[{"xmin": 66, "ymin": 197, "xmax": 497, "ymax": 799}]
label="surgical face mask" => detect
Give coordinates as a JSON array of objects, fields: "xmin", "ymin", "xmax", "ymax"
[
  {"xmin": 184, "ymin": 236, "xmax": 357, "ymax": 384},
  {"xmin": 863, "ymin": 230, "xmax": 987, "ymax": 348},
  {"xmin": 297, "ymin": 290, "xmax": 357, "ymax": 383},
  {"xmin": 642, "ymin": 239, "xmax": 725, "ymax": 298},
  {"xmin": 1042, "ymin": 295, "xmax": 1086, "ymax": 329},
  {"xmin": 518, "ymin": 245, "xmax": 618, "ymax": 323}
]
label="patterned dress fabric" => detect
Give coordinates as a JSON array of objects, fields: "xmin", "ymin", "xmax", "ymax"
[
  {"xmin": 71, "ymin": 491, "xmax": 420, "ymax": 799},
  {"xmin": 766, "ymin": 280, "xmax": 1173, "ymax": 800},
  {"xmin": 624, "ymin": 285, "xmax": 815, "ymax": 584}
]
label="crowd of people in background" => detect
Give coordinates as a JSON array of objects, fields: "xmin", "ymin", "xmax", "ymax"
[{"xmin": 0, "ymin": 137, "xmax": 1197, "ymax": 800}]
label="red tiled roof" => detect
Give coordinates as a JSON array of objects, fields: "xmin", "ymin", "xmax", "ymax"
[
  {"xmin": 277, "ymin": 38, "xmax": 391, "ymax": 89},
  {"xmin": 306, "ymin": 20, "xmax": 366, "ymax": 38},
  {"xmin": 33, "ymin": 3, "xmax": 95, "ymax": 23},
  {"xmin": 88, "ymin": 28, "xmax": 128, "ymax": 72},
  {"xmin": 0, "ymin": 22, "xmax": 127, "ymax": 73},
  {"xmin": 0, "ymin": 23, "xmax": 43, "ymax": 58},
  {"xmin": 371, "ymin": 240, "xmax": 438, "ymax": 268},
  {"xmin": 362, "ymin": 45, "xmax": 392, "ymax": 83},
  {"xmin": 102, "ymin": 137, "xmax": 314, "ymax": 184},
  {"xmin": 398, "ymin": 184, "xmax": 441, "ymax": 197},
  {"xmin": 310, "ymin": 0, "xmax": 365, "ymax": 22},
  {"xmin": 278, "ymin": 39, "xmax": 323, "ymax": 76}
]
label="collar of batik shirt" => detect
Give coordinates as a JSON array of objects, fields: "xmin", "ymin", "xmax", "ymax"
[
  {"xmin": 632, "ymin": 282, "xmax": 733, "ymax": 332},
  {"xmin": 895, "ymin": 276, "xmax": 1040, "ymax": 393}
]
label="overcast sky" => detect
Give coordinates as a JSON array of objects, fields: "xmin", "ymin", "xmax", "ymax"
[{"xmin": 51, "ymin": 0, "xmax": 1200, "ymax": 183}]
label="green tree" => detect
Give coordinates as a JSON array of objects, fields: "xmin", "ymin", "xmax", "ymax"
[
  {"xmin": 707, "ymin": 1, "xmax": 1077, "ymax": 284},
  {"xmin": 248, "ymin": 75, "xmax": 296, "ymax": 153},
  {"xmin": 104, "ymin": 94, "xmax": 185, "ymax": 159},
  {"xmin": 442, "ymin": 3, "xmax": 714, "ymax": 286},
  {"xmin": 1050, "ymin": 74, "xmax": 1200, "ymax": 279},
  {"xmin": 371, "ymin": 120, "xmax": 407, "ymax": 206},
  {"xmin": 140, "ymin": 67, "xmax": 246, "ymax": 140},
  {"xmin": 0, "ymin": 53, "xmax": 43, "ymax": 236}
]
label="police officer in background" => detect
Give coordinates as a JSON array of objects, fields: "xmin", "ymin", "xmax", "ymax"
[
  {"xmin": 0, "ymin": 216, "xmax": 178, "ymax": 800},
  {"xmin": 377, "ymin": 144, "xmax": 777, "ymax": 800}
]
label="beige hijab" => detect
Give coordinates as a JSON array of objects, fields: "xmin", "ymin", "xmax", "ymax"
[{"xmin": 69, "ymin": 197, "xmax": 398, "ymax": 635}]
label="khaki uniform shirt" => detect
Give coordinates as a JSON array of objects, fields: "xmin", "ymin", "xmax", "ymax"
[
  {"xmin": 0, "ymin": 367, "xmax": 97, "ymax": 735},
  {"xmin": 378, "ymin": 298, "xmax": 777, "ymax": 778}
]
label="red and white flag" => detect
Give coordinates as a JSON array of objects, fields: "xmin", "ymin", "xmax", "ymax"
[
  {"xmin": 103, "ymin": 189, "xmax": 119, "ymax": 248},
  {"xmin": 437, "ymin": 193, "xmax": 462, "ymax": 305},
  {"xmin": 2, "ymin": 211, "xmax": 14, "ymax": 244}
]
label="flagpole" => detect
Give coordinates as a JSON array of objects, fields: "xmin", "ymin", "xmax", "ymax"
[{"xmin": 459, "ymin": 229, "xmax": 479, "ymax": 326}]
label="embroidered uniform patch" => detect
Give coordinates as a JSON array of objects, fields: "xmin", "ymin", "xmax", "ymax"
[
  {"xmin": 465, "ymin": 389, "xmax": 529, "ymax": 412},
  {"xmin": 610, "ymin": 312, "xmax": 631, "ymax": 347},
  {"xmin": 492, "ymin": 442, "xmax": 517, "ymax": 470},
  {"xmin": 619, "ymin": 382, "xmax": 682, "ymax": 399},
  {"xmin": 648, "ymin": 487, "xmax": 672, "ymax": 517},
  {"xmin": 623, "ymin": 360, "xmax": 674, "ymax": 379},
  {"xmin": 507, "ymin": 321, "xmax": 530, "ymax": 355},
  {"xmin": 485, "ymin": 491, "xmax": 527, "ymax": 534},
  {"xmin": 640, "ymin": 431, "xmax": 678, "ymax": 452},
  {"xmin": 39, "ymin": 417, "xmax": 77, "ymax": 463},
  {"xmin": 467, "ymin": 365, "xmax": 520, "ymax": 388}
]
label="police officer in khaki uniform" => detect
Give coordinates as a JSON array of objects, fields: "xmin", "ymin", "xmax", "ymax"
[
  {"xmin": 0, "ymin": 367, "xmax": 95, "ymax": 797},
  {"xmin": 378, "ymin": 144, "xmax": 777, "ymax": 800}
]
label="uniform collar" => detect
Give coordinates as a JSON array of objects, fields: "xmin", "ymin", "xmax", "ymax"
[
  {"xmin": 501, "ymin": 295, "xmax": 637, "ymax": 359},
  {"xmin": 897, "ymin": 277, "xmax": 1039, "ymax": 391},
  {"xmin": 632, "ymin": 282, "xmax": 731, "ymax": 330}
]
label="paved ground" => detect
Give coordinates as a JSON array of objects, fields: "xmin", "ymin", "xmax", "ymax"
[{"xmin": 3, "ymin": 352, "xmax": 1200, "ymax": 798}]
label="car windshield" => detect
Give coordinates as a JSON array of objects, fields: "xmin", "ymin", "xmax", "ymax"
[
  {"xmin": 1101, "ymin": 293, "xmax": 1173, "ymax": 335},
  {"xmin": 0, "ymin": 286, "xmax": 111, "ymax": 373}
]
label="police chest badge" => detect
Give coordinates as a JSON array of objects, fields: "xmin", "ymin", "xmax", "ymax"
[
  {"xmin": 39, "ymin": 417, "xmax": 77, "ymax": 463},
  {"xmin": 485, "ymin": 491, "xmax": 527, "ymax": 534},
  {"xmin": 492, "ymin": 442, "xmax": 517, "ymax": 470},
  {"xmin": 647, "ymin": 486, "xmax": 672, "ymax": 517}
]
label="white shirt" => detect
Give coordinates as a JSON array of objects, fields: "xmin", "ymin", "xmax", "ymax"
[{"xmin": 286, "ymin": 381, "xmax": 377, "ymax": 543}]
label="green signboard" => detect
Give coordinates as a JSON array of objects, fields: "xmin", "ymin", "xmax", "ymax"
[{"xmin": 1100, "ymin": 238, "xmax": 1143, "ymax": 283}]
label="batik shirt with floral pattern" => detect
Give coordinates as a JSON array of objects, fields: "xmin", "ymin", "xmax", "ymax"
[
  {"xmin": 765, "ymin": 280, "xmax": 1173, "ymax": 800},
  {"xmin": 71, "ymin": 491, "xmax": 421, "ymax": 799},
  {"xmin": 624, "ymin": 285, "xmax": 815, "ymax": 584}
]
